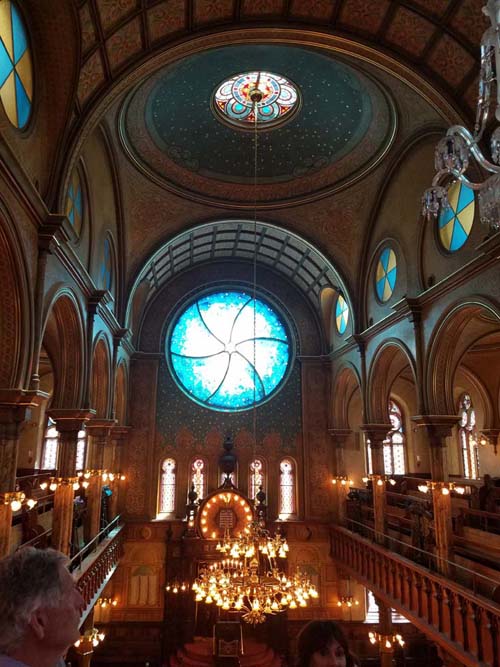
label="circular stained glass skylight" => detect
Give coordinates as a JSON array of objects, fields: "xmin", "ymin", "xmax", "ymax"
[
  {"xmin": 213, "ymin": 71, "xmax": 300, "ymax": 129},
  {"xmin": 438, "ymin": 181, "xmax": 475, "ymax": 252},
  {"xmin": 168, "ymin": 290, "xmax": 291, "ymax": 412},
  {"xmin": 0, "ymin": 0, "xmax": 33, "ymax": 129},
  {"xmin": 335, "ymin": 294, "xmax": 349, "ymax": 335},
  {"xmin": 375, "ymin": 247, "xmax": 397, "ymax": 303}
]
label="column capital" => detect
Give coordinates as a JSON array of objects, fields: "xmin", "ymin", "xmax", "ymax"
[
  {"xmin": 412, "ymin": 415, "xmax": 459, "ymax": 445},
  {"xmin": 328, "ymin": 428, "xmax": 352, "ymax": 446},
  {"xmin": 85, "ymin": 418, "xmax": 116, "ymax": 438},
  {"xmin": 360, "ymin": 424, "xmax": 390, "ymax": 446},
  {"xmin": 39, "ymin": 214, "xmax": 72, "ymax": 252},
  {"xmin": 47, "ymin": 409, "xmax": 94, "ymax": 433},
  {"xmin": 0, "ymin": 389, "xmax": 45, "ymax": 428}
]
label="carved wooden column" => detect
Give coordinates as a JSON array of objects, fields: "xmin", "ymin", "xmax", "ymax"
[
  {"xmin": 413, "ymin": 416, "xmax": 458, "ymax": 575},
  {"xmin": 0, "ymin": 390, "xmax": 36, "ymax": 556},
  {"xmin": 361, "ymin": 425, "xmax": 390, "ymax": 544},
  {"xmin": 377, "ymin": 598, "xmax": 395, "ymax": 667},
  {"xmin": 48, "ymin": 409, "xmax": 92, "ymax": 555},
  {"xmin": 109, "ymin": 426, "xmax": 130, "ymax": 519},
  {"xmin": 329, "ymin": 428, "xmax": 351, "ymax": 525},
  {"xmin": 85, "ymin": 420, "xmax": 115, "ymax": 539}
]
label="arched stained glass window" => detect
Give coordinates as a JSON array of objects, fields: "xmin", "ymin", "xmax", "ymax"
[
  {"xmin": 279, "ymin": 458, "xmax": 297, "ymax": 519},
  {"xmin": 190, "ymin": 458, "xmax": 206, "ymax": 501},
  {"xmin": 375, "ymin": 247, "xmax": 397, "ymax": 303},
  {"xmin": 249, "ymin": 458, "xmax": 265, "ymax": 500},
  {"xmin": 213, "ymin": 71, "xmax": 300, "ymax": 129},
  {"xmin": 75, "ymin": 428, "xmax": 87, "ymax": 473},
  {"xmin": 168, "ymin": 290, "xmax": 291, "ymax": 412},
  {"xmin": 65, "ymin": 170, "xmax": 84, "ymax": 236},
  {"xmin": 41, "ymin": 418, "xmax": 58, "ymax": 470},
  {"xmin": 219, "ymin": 467, "xmax": 237, "ymax": 487},
  {"xmin": 438, "ymin": 181, "xmax": 474, "ymax": 253},
  {"xmin": 0, "ymin": 0, "xmax": 33, "ymax": 129},
  {"xmin": 366, "ymin": 399, "xmax": 406, "ymax": 475},
  {"xmin": 159, "ymin": 458, "xmax": 176, "ymax": 514},
  {"xmin": 335, "ymin": 294, "xmax": 349, "ymax": 335},
  {"xmin": 458, "ymin": 393, "xmax": 479, "ymax": 479}
]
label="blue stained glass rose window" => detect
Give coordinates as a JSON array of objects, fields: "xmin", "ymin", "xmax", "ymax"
[{"xmin": 167, "ymin": 290, "xmax": 291, "ymax": 411}]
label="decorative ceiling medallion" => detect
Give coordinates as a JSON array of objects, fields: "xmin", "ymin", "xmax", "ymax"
[
  {"xmin": 212, "ymin": 71, "xmax": 300, "ymax": 130},
  {"xmin": 438, "ymin": 181, "xmax": 474, "ymax": 253},
  {"xmin": 119, "ymin": 45, "xmax": 396, "ymax": 208},
  {"xmin": 375, "ymin": 247, "xmax": 397, "ymax": 303}
]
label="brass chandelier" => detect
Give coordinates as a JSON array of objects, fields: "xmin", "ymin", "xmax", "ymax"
[{"xmin": 192, "ymin": 519, "xmax": 318, "ymax": 625}]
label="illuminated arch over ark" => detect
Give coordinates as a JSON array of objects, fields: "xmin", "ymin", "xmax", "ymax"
[
  {"xmin": 167, "ymin": 289, "xmax": 292, "ymax": 412},
  {"xmin": 198, "ymin": 490, "xmax": 253, "ymax": 540},
  {"xmin": 0, "ymin": 0, "xmax": 33, "ymax": 129}
]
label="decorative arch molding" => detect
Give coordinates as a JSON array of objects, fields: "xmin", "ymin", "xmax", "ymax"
[
  {"xmin": 368, "ymin": 340, "xmax": 417, "ymax": 424},
  {"xmin": 331, "ymin": 363, "xmax": 362, "ymax": 430},
  {"xmin": 41, "ymin": 289, "xmax": 85, "ymax": 409},
  {"xmin": 91, "ymin": 335, "xmax": 111, "ymax": 419},
  {"xmin": 0, "ymin": 205, "xmax": 32, "ymax": 387},
  {"xmin": 427, "ymin": 299, "xmax": 500, "ymax": 416},
  {"xmin": 114, "ymin": 361, "xmax": 128, "ymax": 426}
]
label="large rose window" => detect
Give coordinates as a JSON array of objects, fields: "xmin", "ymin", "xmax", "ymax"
[{"xmin": 167, "ymin": 290, "xmax": 291, "ymax": 411}]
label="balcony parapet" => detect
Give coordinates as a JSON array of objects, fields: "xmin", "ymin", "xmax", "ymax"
[{"xmin": 330, "ymin": 524, "xmax": 500, "ymax": 667}]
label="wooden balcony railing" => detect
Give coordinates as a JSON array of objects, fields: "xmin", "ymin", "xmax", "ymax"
[
  {"xmin": 71, "ymin": 516, "xmax": 124, "ymax": 622},
  {"xmin": 330, "ymin": 524, "xmax": 500, "ymax": 667}
]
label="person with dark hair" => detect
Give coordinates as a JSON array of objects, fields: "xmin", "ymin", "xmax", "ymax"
[
  {"xmin": 0, "ymin": 547, "xmax": 85, "ymax": 667},
  {"xmin": 296, "ymin": 620, "xmax": 360, "ymax": 667}
]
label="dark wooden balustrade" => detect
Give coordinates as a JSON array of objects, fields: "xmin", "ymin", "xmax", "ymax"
[
  {"xmin": 330, "ymin": 524, "xmax": 500, "ymax": 667},
  {"xmin": 72, "ymin": 517, "xmax": 124, "ymax": 621}
]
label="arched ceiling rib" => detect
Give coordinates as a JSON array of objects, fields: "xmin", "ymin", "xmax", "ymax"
[
  {"xmin": 75, "ymin": 1, "xmax": 485, "ymax": 120},
  {"xmin": 127, "ymin": 220, "xmax": 346, "ymax": 324}
]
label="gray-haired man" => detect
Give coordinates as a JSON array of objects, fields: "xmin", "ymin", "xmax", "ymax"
[{"xmin": 0, "ymin": 548, "xmax": 85, "ymax": 667}]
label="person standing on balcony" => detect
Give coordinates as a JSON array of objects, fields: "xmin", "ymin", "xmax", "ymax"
[{"xmin": 0, "ymin": 547, "xmax": 85, "ymax": 667}]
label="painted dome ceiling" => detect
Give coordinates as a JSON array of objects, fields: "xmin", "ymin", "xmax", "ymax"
[{"xmin": 120, "ymin": 45, "xmax": 395, "ymax": 208}]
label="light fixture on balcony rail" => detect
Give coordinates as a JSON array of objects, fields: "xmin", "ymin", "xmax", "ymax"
[
  {"xmin": 332, "ymin": 476, "xmax": 354, "ymax": 487},
  {"xmin": 1, "ymin": 491, "xmax": 37, "ymax": 512},
  {"xmin": 97, "ymin": 597, "xmax": 118, "ymax": 608},
  {"xmin": 362, "ymin": 474, "xmax": 396, "ymax": 487},
  {"xmin": 417, "ymin": 481, "xmax": 465, "ymax": 495},
  {"xmin": 165, "ymin": 580, "xmax": 189, "ymax": 594},
  {"xmin": 74, "ymin": 627, "xmax": 105, "ymax": 650},
  {"xmin": 368, "ymin": 631, "xmax": 405, "ymax": 649},
  {"xmin": 422, "ymin": 1, "xmax": 500, "ymax": 232}
]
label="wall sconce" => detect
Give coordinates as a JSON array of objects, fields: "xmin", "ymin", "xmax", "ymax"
[
  {"xmin": 74, "ymin": 627, "xmax": 105, "ymax": 652},
  {"xmin": 165, "ymin": 580, "xmax": 189, "ymax": 594},
  {"xmin": 362, "ymin": 474, "xmax": 396, "ymax": 487},
  {"xmin": 332, "ymin": 476, "xmax": 354, "ymax": 487},
  {"xmin": 97, "ymin": 597, "xmax": 118, "ymax": 608},
  {"xmin": 337, "ymin": 595, "xmax": 360, "ymax": 608}
]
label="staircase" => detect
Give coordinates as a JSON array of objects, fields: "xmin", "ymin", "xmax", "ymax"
[{"xmin": 169, "ymin": 637, "xmax": 281, "ymax": 667}]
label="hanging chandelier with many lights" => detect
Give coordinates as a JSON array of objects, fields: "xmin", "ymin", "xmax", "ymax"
[
  {"xmin": 193, "ymin": 519, "xmax": 318, "ymax": 625},
  {"xmin": 423, "ymin": 1, "xmax": 500, "ymax": 231}
]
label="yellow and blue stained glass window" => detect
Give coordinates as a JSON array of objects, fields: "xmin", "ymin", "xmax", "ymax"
[
  {"xmin": 65, "ymin": 170, "xmax": 84, "ymax": 235},
  {"xmin": 168, "ymin": 290, "xmax": 291, "ymax": 412},
  {"xmin": 335, "ymin": 294, "xmax": 349, "ymax": 335},
  {"xmin": 213, "ymin": 71, "xmax": 299, "ymax": 129},
  {"xmin": 438, "ymin": 181, "xmax": 474, "ymax": 253},
  {"xmin": 0, "ymin": 0, "xmax": 32, "ymax": 129},
  {"xmin": 375, "ymin": 247, "xmax": 397, "ymax": 303}
]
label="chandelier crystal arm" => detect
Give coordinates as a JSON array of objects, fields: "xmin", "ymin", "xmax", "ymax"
[{"xmin": 423, "ymin": 1, "xmax": 500, "ymax": 231}]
